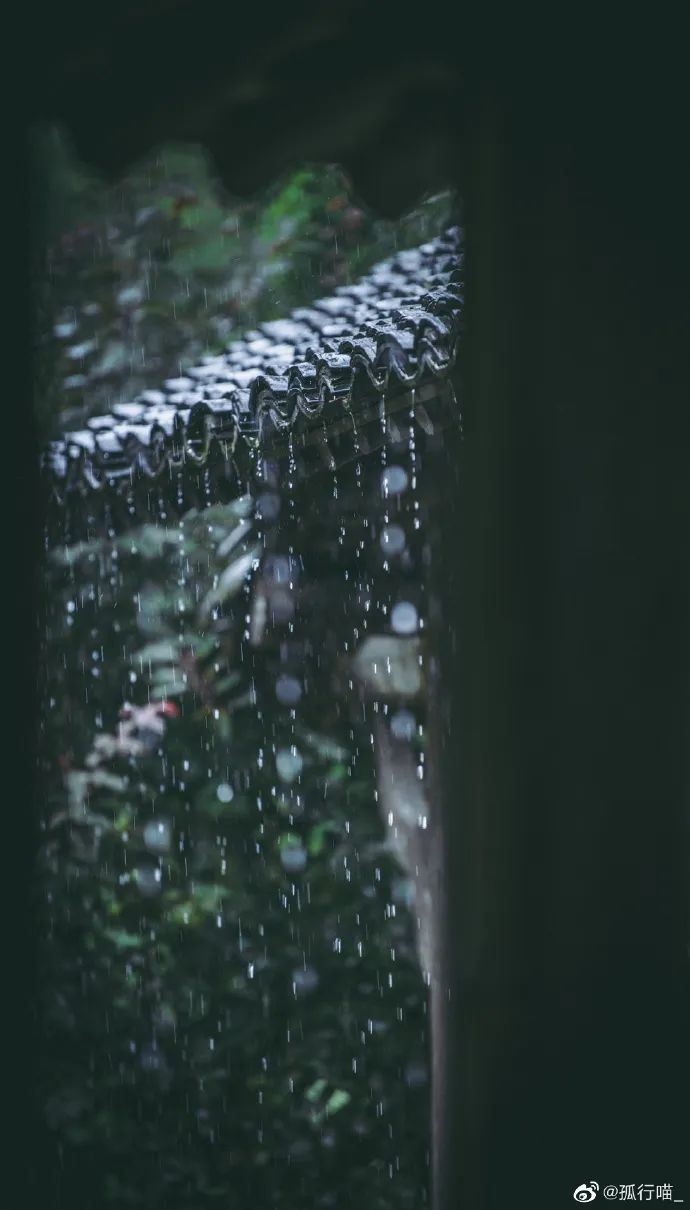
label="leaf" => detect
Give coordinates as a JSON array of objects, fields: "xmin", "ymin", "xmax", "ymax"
[
  {"xmin": 278, "ymin": 832, "xmax": 303, "ymax": 851},
  {"xmin": 66, "ymin": 338, "xmax": 97, "ymax": 361},
  {"xmin": 229, "ymin": 494, "xmax": 254, "ymax": 520},
  {"xmin": 103, "ymin": 928, "xmax": 144, "ymax": 950},
  {"xmin": 167, "ymin": 901, "xmax": 199, "ymax": 926},
  {"xmin": 67, "ymin": 769, "xmax": 127, "ymax": 813},
  {"xmin": 50, "ymin": 538, "xmax": 101, "ymax": 567},
  {"xmin": 184, "ymin": 633, "xmax": 218, "ymax": 654},
  {"xmin": 213, "ymin": 711, "xmax": 233, "ymax": 744},
  {"xmin": 307, "ymin": 822, "xmax": 338, "ymax": 857},
  {"xmin": 325, "ymin": 1089, "xmax": 351, "ymax": 1115},
  {"xmin": 199, "ymin": 548, "xmax": 258, "ymax": 618},
  {"xmin": 212, "ymin": 671, "xmax": 242, "ymax": 697},
  {"xmin": 132, "ymin": 640, "xmax": 180, "ymax": 665},
  {"xmin": 131, "ymin": 526, "xmax": 178, "ymax": 559},
  {"xmin": 89, "ymin": 340, "xmax": 129, "ymax": 379},
  {"xmin": 150, "ymin": 665, "xmax": 183, "ymax": 686},
  {"xmin": 224, "ymin": 689, "xmax": 254, "ymax": 714},
  {"xmin": 193, "ymin": 883, "xmax": 227, "ymax": 912},
  {"xmin": 216, "ymin": 520, "xmax": 253, "ymax": 559},
  {"xmin": 295, "ymin": 724, "xmax": 349, "ymax": 764},
  {"xmin": 149, "ymin": 682, "xmax": 187, "ymax": 701},
  {"xmin": 171, "ymin": 236, "xmax": 230, "ymax": 275},
  {"xmin": 305, "ymin": 1078, "xmax": 327, "ymax": 1103},
  {"xmin": 325, "ymin": 762, "xmax": 348, "ymax": 784}
]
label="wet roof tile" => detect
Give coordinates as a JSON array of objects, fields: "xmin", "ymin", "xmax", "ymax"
[{"xmin": 44, "ymin": 226, "xmax": 462, "ymax": 497}]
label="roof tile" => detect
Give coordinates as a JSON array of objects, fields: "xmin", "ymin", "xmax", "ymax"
[{"xmin": 44, "ymin": 227, "xmax": 462, "ymax": 498}]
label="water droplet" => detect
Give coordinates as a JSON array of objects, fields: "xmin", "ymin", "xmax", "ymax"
[
  {"xmin": 404, "ymin": 1061, "xmax": 429, "ymax": 1088},
  {"xmin": 270, "ymin": 588, "xmax": 294, "ymax": 623},
  {"xmin": 143, "ymin": 818, "xmax": 172, "ymax": 855},
  {"xmin": 275, "ymin": 675, "xmax": 302, "ymax": 706},
  {"xmin": 391, "ymin": 601, "xmax": 418, "ymax": 635},
  {"xmin": 390, "ymin": 710, "xmax": 416, "ymax": 741},
  {"xmin": 216, "ymin": 783, "xmax": 234, "ymax": 803},
  {"xmin": 291, "ymin": 966, "xmax": 319, "ymax": 995},
  {"xmin": 140, "ymin": 1043, "xmax": 165, "ymax": 1072},
  {"xmin": 380, "ymin": 466, "xmax": 408, "ymax": 497},
  {"xmin": 379, "ymin": 524, "xmax": 406, "ymax": 555},
  {"xmin": 275, "ymin": 747, "xmax": 303, "ymax": 783},
  {"xmin": 280, "ymin": 844, "xmax": 307, "ymax": 873},
  {"xmin": 289, "ymin": 1138, "xmax": 313, "ymax": 1159},
  {"xmin": 263, "ymin": 555, "xmax": 292, "ymax": 584},
  {"xmin": 134, "ymin": 866, "xmax": 162, "ymax": 896},
  {"xmin": 256, "ymin": 492, "xmax": 281, "ymax": 522},
  {"xmin": 152, "ymin": 1003, "xmax": 176, "ymax": 1033}
]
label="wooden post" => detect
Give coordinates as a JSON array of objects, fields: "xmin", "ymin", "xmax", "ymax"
[{"xmin": 434, "ymin": 47, "xmax": 690, "ymax": 1210}]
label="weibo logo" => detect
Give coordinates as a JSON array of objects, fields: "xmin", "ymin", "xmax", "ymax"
[{"xmin": 573, "ymin": 1183, "xmax": 599, "ymax": 1203}]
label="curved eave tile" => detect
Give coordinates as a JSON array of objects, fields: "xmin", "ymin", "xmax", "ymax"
[{"xmin": 43, "ymin": 227, "xmax": 463, "ymax": 498}]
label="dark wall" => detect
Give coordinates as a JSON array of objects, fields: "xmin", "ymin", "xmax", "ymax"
[
  {"xmin": 441, "ymin": 44, "xmax": 690, "ymax": 1208},
  {"xmin": 20, "ymin": 9, "xmax": 689, "ymax": 1210}
]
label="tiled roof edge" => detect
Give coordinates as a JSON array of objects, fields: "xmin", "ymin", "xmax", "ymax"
[{"xmin": 43, "ymin": 227, "xmax": 463, "ymax": 500}]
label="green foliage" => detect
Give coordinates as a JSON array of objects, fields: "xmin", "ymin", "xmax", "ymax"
[
  {"xmin": 33, "ymin": 132, "xmax": 448, "ymax": 1207},
  {"xmin": 37, "ymin": 495, "xmax": 430, "ymax": 1208},
  {"xmin": 31, "ymin": 124, "xmax": 455, "ymax": 436}
]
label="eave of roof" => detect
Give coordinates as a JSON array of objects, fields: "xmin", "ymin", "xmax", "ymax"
[{"xmin": 44, "ymin": 227, "xmax": 462, "ymax": 499}]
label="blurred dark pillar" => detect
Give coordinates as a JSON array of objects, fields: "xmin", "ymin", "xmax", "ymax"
[{"xmin": 437, "ymin": 35, "xmax": 690, "ymax": 1210}]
